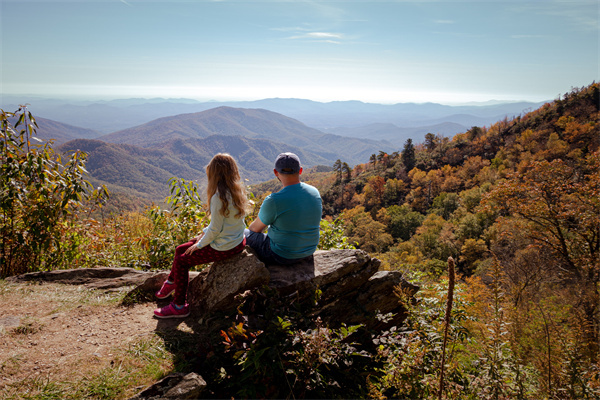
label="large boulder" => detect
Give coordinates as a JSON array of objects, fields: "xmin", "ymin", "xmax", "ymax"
[
  {"xmin": 187, "ymin": 248, "xmax": 270, "ymax": 314},
  {"xmin": 178, "ymin": 248, "xmax": 417, "ymax": 330}
]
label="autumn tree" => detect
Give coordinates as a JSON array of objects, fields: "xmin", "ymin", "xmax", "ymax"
[
  {"xmin": 481, "ymin": 153, "xmax": 600, "ymax": 361},
  {"xmin": 342, "ymin": 162, "xmax": 351, "ymax": 181},
  {"xmin": 333, "ymin": 159, "xmax": 342, "ymax": 183},
  {"xmin": 340, "ymin": 206, "xmax": 393, "ymax": 253},
  {"xmin": 424, "ymin": 132, "xmax": 437, "ymax": 152}
]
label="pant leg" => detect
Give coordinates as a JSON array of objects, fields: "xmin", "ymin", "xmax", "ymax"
[
  {"xmin": 170, "ymin": 239, "xmax": 246, "ymax": 306},
  {"xmin": 244, "ymin": 230, "xmax": 272, "ymax": 262},
  {"xmin": 244, "ymin": 230, "xmax": 300, "ymax": 265},
  {"xmin": 169, "ymin": 241, "xmax": 195, "ymax": 306}
]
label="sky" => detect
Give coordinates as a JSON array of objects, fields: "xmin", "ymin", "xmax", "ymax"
[{"xmin": 1, "ymin": 0, "xmax": 598, "ymax": 105}]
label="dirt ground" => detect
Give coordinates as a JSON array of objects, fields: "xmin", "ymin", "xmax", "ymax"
[{"xmin": 0, "ymin": 280, "xmax": 195, "ymax": 398}]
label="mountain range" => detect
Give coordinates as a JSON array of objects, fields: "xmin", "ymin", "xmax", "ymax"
[
  {"xmin": 2, "ymin": 95, "xmax": 546, "ymax": 147},
  {"xmin": 3, "ymin": 96, "xmax": 548, "ymax": 206}
]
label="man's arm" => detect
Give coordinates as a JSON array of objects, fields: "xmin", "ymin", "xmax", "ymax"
[{"xmin": 248, "ymin": 217, "xmax": 268, "ymax": 233}]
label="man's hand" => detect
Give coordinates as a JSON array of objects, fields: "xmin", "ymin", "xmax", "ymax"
[{"xmin": 248, "ymin": 217, "xmax": 267, "ymax": 233}]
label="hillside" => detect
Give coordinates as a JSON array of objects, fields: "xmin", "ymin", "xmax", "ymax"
[
  {"xmin": 3, "ymin": 84, "xmax": 598, "ymax": 399},
  {"xmin": 58, "ymin": 134, "xmax": 333, "ymax": 204},
  {"xmin": 325, "ymin": 121, "xmax": 468, "ymax": 147},
  {"xmin": 6, "ymin": 116, "xmax": 102, "ymax": 146},
  {"xmin": 58, "ymin": 139, "xmax": 201, "ymax": 203}
]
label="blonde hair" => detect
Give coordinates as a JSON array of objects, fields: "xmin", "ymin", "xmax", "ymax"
[{"xmin": 206, "ymin": 153, "xmax": 248, "ymax": 218}]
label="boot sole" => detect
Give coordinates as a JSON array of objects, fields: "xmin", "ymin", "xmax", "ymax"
[{"xmin": 153, "ymin": 312, "xmax": 190, "ymax": 319}]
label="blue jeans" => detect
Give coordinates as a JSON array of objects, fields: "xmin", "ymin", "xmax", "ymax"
[{"xmin": 244, "ymin": 229, "xmax": 307, "ymax": 265}]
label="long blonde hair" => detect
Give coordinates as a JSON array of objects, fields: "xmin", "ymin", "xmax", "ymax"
[{"xmin": 206, "ymin": 153, "xmax": 248, "ymax": 218}]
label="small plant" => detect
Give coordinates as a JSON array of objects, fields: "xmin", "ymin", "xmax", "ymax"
[
  {"xmin": 11, "ymin": 320, "xmax": 42, "ymax": 336},
  {"xmin": 146, "ymin": 177, "xmax": 207, "ymax": 269}
]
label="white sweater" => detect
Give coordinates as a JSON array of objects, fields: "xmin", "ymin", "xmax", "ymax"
[{"xmin": 195, "ymin": 193, "xmax": 246, "ymax": 251}]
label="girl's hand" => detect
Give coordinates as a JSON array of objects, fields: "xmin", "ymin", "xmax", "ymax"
[
  {"xmin": 184, "ymin": 245, "xmax": 198, "ymax": 255},
  {"xmin": 191, "ymin": 232, "xmax": 205, "ymax": 243}
]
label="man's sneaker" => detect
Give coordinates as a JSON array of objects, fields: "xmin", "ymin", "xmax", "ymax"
[
  {"xmin": 153, "ymin": 303, "xmax": 190, "ymax": 319},
  {"xmin": 155, "ymin": 280, "xmax": 175, "ymax": 299}
]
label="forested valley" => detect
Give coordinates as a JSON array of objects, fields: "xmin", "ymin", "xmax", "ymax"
[{"xmin": 1, "ymin": 83, "xmax": 598, "ymax": 399}]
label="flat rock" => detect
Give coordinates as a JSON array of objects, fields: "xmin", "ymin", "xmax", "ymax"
[
  {"xmin": 129, "ymin": 372, "xmax": 207, "ymax": 400},
  {"xmin": 6, "ymin": 267, "xmax": 152, "ymax": 289}
]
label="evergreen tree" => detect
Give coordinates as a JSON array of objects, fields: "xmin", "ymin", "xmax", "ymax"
[{"xmin": 402, "ymin": 138, "xmax": 416, "ymax": 171}]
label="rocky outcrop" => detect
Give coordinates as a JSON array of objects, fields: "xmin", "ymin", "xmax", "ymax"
[
  {"xmin": 8, "ymin": 249, "xmax": 418, "ymax": 400},
  {"xmin": 134, "ymin": 247, "xmax": 418, "ymax": 330}
]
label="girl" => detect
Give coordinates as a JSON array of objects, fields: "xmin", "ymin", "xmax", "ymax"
[{"xmin": 154, "ymin": 153, "xmax": 249, "ymax": 318}]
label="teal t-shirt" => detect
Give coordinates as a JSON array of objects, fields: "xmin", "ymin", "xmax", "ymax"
[{"xmin": 258, "ymin": 182, "xmax": 322, "ymax": 259}]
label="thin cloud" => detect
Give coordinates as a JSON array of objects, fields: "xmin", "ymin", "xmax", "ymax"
[
  {"xmin": 434, "ymin": 19, "xmax": 455, "ymax": 24},
  {"xmin": 288, "ymin": 31, "xmax": 345, "ymax": 43},
  {"xmin": 511, "ymin": 34, "xmax": 548, "ymax": 39}
]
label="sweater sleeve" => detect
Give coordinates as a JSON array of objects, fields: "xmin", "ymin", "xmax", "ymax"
[{"xmin": 195, "ymin": 195, "xmax": 224, "ymax": 249}]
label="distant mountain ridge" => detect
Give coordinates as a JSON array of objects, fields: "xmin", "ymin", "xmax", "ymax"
[
  {"xmin": 10, "ymin": 116, "xmax": 102, "ymax": 146},
  {"xmin": 1, "ymin": 95, "xmax": 547, "ymax": 140}
]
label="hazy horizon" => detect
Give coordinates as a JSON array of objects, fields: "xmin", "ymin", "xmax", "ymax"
[{"xmin": 1, "ymin": 92, "xmax": 553, "ymax": 108}]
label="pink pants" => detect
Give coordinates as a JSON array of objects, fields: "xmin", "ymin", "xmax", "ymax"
[{"xmin": 167, "ymin": 238, "xmax": 246, "ymax": 305}]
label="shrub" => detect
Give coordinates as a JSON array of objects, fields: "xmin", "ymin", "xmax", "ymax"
[
  {"xmin": 0, "ymin": 107, "xmax": 106, "ymax": 277},
  {"xmin": 208, "ymin": 287, "xmax": 379, "ymax": 399}
]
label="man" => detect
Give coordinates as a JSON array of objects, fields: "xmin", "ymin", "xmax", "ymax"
[{"xmin": 246, "ymin": 152, "xmax": 322, "ymax": 265}]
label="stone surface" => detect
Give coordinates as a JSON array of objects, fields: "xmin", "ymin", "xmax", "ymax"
[
  {"xmin": 6, "ymin": 267, "xmax": 153, "ymax": 290},
  {"xmin": 187, "ymin": 248, "xmax": 270, "ymax": 314},
  {"xmin": 129, "ymin": 372, "xmax": 207, "ymax": 400},
  {"xmin": 267, "ymin": 249, "xmax": 380, "ymax": 302}
]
